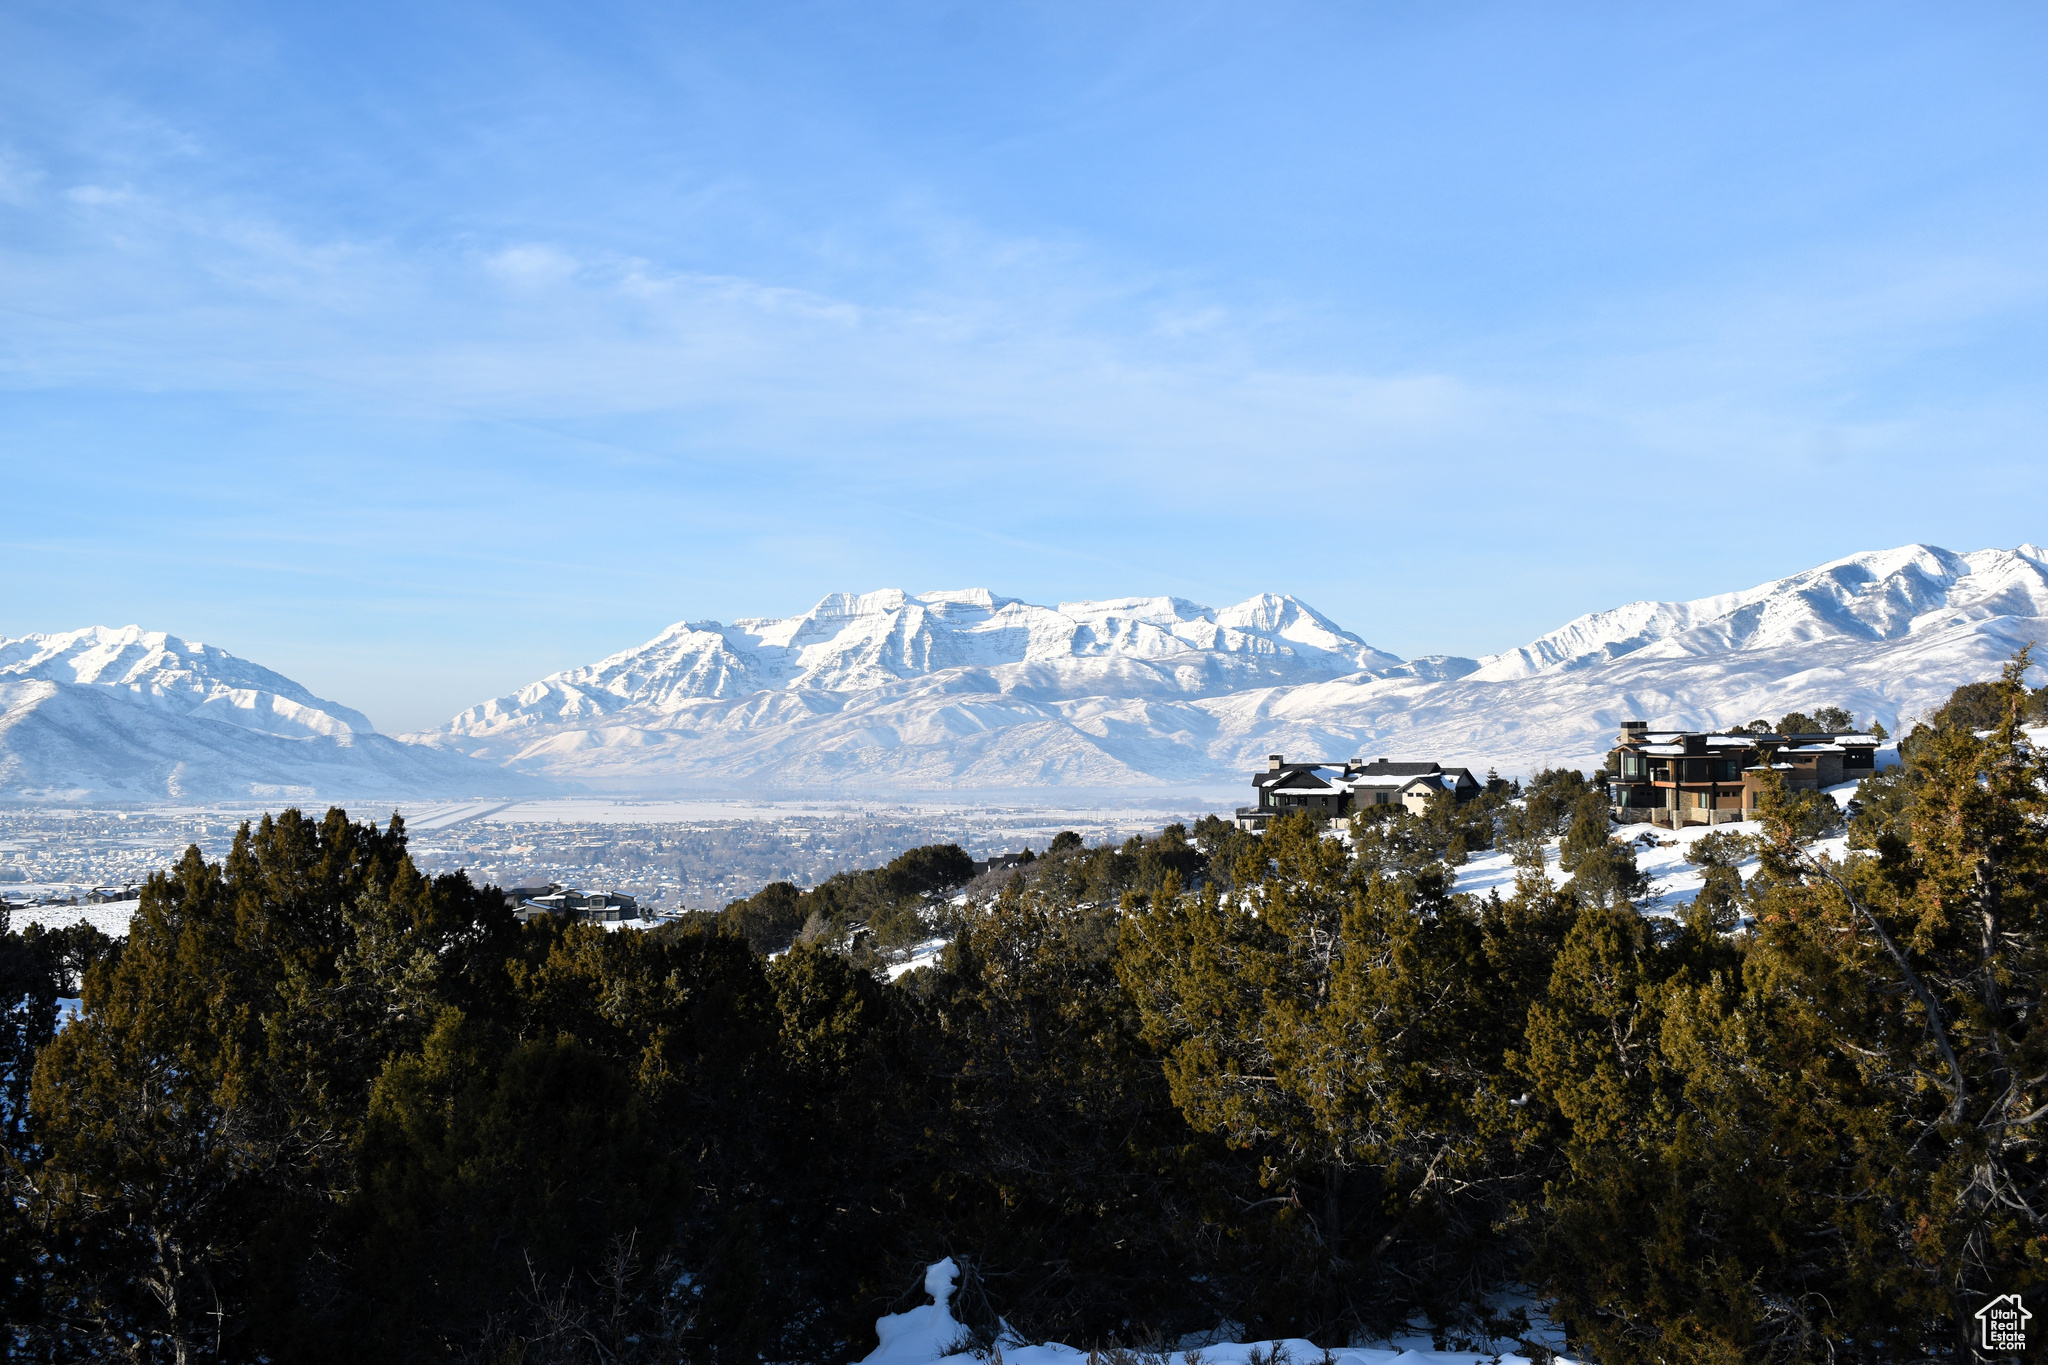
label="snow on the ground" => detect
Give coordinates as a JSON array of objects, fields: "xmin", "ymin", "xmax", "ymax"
[
  {"xmin": 1458, "ymin": 779, "xmax": 1870, "ymax": 923},
  {"xmin": 8, "ymin": 897, "xmax": 139, "ymax": 938},
  {"xmin": 855, "ymin": 1259, "xmax": 1575, "ymax": 1365},
  {"xmin": 886, "ymin": 937, "xmax": 951, "ymax": 981}
]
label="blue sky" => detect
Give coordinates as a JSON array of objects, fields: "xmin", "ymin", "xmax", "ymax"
[{"xmin": 3, "ymin": 1, "xmax": 2044, "ymax": 732}]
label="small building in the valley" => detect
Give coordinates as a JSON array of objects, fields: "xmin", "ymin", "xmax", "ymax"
[
  {"xmin": 1236, "ymin": 754, "xmax": 1481, "ymax": 831},
  {"xmin": 1608, "ymin": 719, "xmax": 1881, "ymax": 827}
]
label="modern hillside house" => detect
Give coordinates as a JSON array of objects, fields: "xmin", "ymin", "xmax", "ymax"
[
  {"xmin": 1608, "ymin": 720, "xmax": 1881, "ymax": 827},
  {"xmin": 1236, "ymin": 755, "xmax": 1482, "ymax": 831},
  {"xmin": 506, "ymin": 884, "xmax": 641, "ymax": 923}
]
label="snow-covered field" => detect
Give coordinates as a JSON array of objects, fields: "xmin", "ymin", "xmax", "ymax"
[
  {"xmin": 8, "ymin": 897, "xmax": 142, "ymax": 938},
  {"xmin": 857, "ymin": 1260, "xmax": 1573, "ymax": 1365},
  {"xmin": 1455, "ymin": 818, "xmax": 1822, "ymax": 918}
]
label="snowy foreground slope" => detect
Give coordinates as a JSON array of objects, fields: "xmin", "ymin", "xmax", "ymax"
[
  {"xmin": 412, "ymin": 543, "xmax": 2048, "ymax": 794},
  {"xmin": 0, "ymin": 627, "xmax": 538, "ymax": 803},
  {"xmin": 857, "ymin": 1259, "xmax": 1569, "ymax": 1365}
]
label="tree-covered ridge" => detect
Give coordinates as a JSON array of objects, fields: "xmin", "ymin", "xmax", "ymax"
[{"xmin": 1, "ymin": 661, "xmax": 2042, "ymax": 1362}]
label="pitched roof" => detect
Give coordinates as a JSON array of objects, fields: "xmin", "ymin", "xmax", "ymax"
[
  {"xmin": 1345, "ymin": 774, "xmax": 1446, "ymax": 795},
  {"xmin": 1272, "ymin": 773, "xmax": 1340, "ymax": 794},
  {"xmin": 1351, "ymin": 760, "xmax": 1442, "ymax": 777}
]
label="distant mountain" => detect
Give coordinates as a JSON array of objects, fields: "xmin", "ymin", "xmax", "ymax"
[
  {"xmin": 1470, "ymin": 544, "xmax": 2048, "ymax": 680},
  {"xmin": 19, "ymin": 547, "xmax": 2039, "ymax": 806},
  {"xmin": 433, "ymin": 589, "xmax": 1405, "ymax": 732},
  {"xmin": 408, "ymin": 545, "xmax": 2048, "ymax": 795},
  {"xmin": 409, "ymin": 590, "xmax": 1427, "ymax": 791},
  {"xmin": 0, "ymin": 627, "xmax": 541, "ymax": 803},
  {"xmin": 1218, "ymin": 543, "xmax": 2048, "ymax": 780}
]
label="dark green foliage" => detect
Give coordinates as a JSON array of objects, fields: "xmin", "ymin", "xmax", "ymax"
[
  {"xmin": 1120, "ymin": 812, "xmax": 1547, "ymax": 1342},
  {"xmin": 1681, "ymin": 834, "xmax": 1749, "ymax": 937},
  {"xmin": 1520, "ymin": 655, "xmax": 2048, "ymax": 1362},
  {"xmin": 350, "ymin": 1012, "xmax": 668, "ymax": 1352},
  {"xmin": 0, "ymin": 922, "xmax": 63, "ymax": 1148},
  {"xmin": 1773, "ymin": 701, "xmax": 1873, "ymax": 735},
  {"xmin": 1684, "ymin": 829, "xmax": 1748, "ymax": 869},
  {"xmin": 881, "ymin": 842, "xmax": 976, "ymax": 898},
  {"xmin": 1563, "ymin": 841, "xmax": 1649, "ymax": 911},
  {"xmin": 917, "ymin": 870, "xmax": 1241, "ymax": 1342},
  {"xmin": 1555, "ymin": 791, "xmax": 1611, "ymax": 873},
  {"xmin": 760, "ymin": 943, "xmax": 931, "ymax": 1345},
  {"xmin": 1192, "ymin": 813, "xmax": 1262, "ymax": 889},
  {"xmin": 1354, "ymin": 786, "xmax": 1503, "ymax": 880},
  {"xmin": 986, "ymin": 824, "xmax": 1211, "ymax": 910},
  {"xmin": 1509, "ymin": 767, "xmax": 1588, "ymax": 847},
  {"xmin": 719, "ymin": 879, "xmax": 806, "ymax": 953},
  {"xmin": 1939, "ymin": 678, "xmax": 2016, "ymax": 732},
  {"xmin": 1809, "ymin": 704, "xmax": 1855, "ymax": 732},
  {"xmin": 0, "ymin": 915, "xmax": 73, "ymax": 1343},
  {"xmin": 721, "ymin": 842, "xmax": 979, "ymax": 959},
  {"xmin": 1774, "ymin": 783, "xmax": 1845, "ymax": 844}
]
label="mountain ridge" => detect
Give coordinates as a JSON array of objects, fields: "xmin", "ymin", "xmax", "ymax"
[
  {"xmin": 0, "ymin": 626, "xmax": 542, "ymax": 803},
  {"xmin": 8, "ymin": 544, "xmax": 2043, "ymax": 803},
  {"xmin": 406, "ymin": 543, "xmax": 2048, "ymax": 794}
]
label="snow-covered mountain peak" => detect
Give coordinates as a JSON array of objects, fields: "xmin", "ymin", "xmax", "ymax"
[
  {"xmin": 420, "ymin": 588, "xmax": 1402, "ymax": 748},
  {"xmin": 0, "ymin": 626, "xmax": 535, "ymax": 801},
  {"xmin": 1473, "ymin": 543, "xmax": 2048, "ymax": 682},
  {"xmin": 1, "ymin": 625, "xmax": 375, "ymax": 739},
  {"xmin": 1216, "ymin": 592, "xmax": 1379, "ymax": 655}
]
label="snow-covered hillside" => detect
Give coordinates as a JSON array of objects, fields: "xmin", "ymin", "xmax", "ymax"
[
  {"xmin": 409, "ymin": 544, "xmax": 2048, "ymax": 795},
  {"xmin": 1471, "ymin": 544, "xmax": 2048, "ymax": 680},
  {"xmin": 430, "ymin": 589, "xmax": 1406, "ymax": 737},
  {"xmin": 0, "ymin": 627, "xmax": 541, "ymax": 803}
]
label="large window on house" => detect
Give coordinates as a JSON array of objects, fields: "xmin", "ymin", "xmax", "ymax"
[
  {"xmin": 1697, "ymin": 790, "xmax": 1713, "ymax": 809},
  {"xmin": 1717, "ymin": 759, "xmax": 1741, "ymax": 780},
  {"xmin": 1620, "ymin": 752, "xmax": 1645, "ymax": 778}
]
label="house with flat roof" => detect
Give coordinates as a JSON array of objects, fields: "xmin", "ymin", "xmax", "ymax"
[
  {"xmin": 1608, "ymin": 719, "xmax": 1880, "ymax": 827},
  {"xmin": 1237, "ymin": 754, "xmax": 1481, "ymax": 831}
]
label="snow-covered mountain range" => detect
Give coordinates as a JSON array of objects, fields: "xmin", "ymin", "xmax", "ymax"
[
  {"xmin": 407, "ymin": 544, "xmax": 2048, "ymax": 795},
  {"xmin": 8, "ymin": 545, "xmax": 2042, "ymax": 804},
  {"xmin": 0, "ymin": 627, "xmax": 538, "ymax": 803}
]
